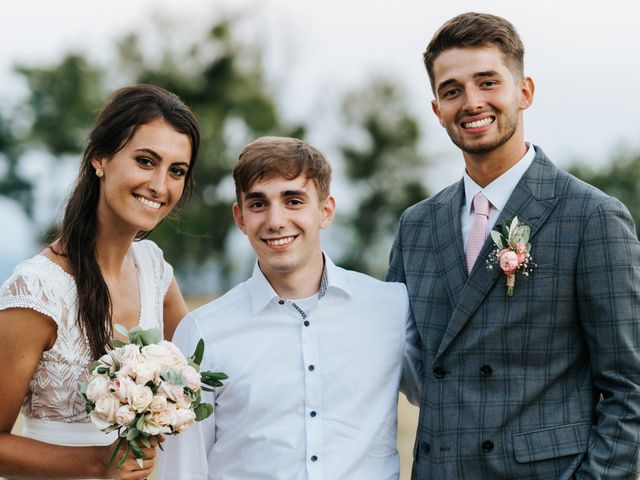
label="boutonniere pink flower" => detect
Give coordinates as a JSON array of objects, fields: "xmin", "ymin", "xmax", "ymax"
[{"xmin": 486, "ymin": 217, "xmax": 535, "ymax": 296}]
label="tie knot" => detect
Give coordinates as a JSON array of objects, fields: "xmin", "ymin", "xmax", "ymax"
[{"xmin": 473, "ymin": 192, "xmax": 490, "ymax": 217}]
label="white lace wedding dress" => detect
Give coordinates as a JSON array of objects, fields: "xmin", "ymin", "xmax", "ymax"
[{"xmin": 0, "ymin": 239, "xmax": 173, "ymax": 452}]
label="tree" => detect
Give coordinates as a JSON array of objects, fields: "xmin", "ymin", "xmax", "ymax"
[
  {"xmin": 0, "ymin": 110, "xmax": 32, "ymax": 217},
  {"xmin": 569, "ymin": 151, "xmax": 640, "ymax": 235},
  {"xmin": 337, "ymin": 78, "xmax": 429, "ymax": 277}
]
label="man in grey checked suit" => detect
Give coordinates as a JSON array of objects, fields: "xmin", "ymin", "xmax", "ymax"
[{"xmin": 388, "ymin": 12, "xmax": 640, "ymax": 479}]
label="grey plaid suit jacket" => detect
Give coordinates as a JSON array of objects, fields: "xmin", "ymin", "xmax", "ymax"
[{"xmin": 388, "ymin": 147, "xmax": 640, "ymax": 479}]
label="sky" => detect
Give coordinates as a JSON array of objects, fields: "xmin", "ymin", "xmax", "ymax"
[{"xmin": 1, "ymin": 0, "xmax": 639, "ymax": 275}]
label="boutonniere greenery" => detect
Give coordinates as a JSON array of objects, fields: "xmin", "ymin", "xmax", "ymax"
[{"xmin": 486, "ymin": 217, "xmax": 535, "ymax": 296}]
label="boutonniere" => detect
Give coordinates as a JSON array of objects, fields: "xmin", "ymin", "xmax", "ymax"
[{"xmin": 486, "ymin": 217, "xmax": 535, "ymax": 296}]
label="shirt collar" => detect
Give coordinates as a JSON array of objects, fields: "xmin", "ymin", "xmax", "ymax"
[
  {"xmin": 248, "ymin": 252, "xmax": 351, "ymax": 314},
  {"xmin": 463, "ymin": 143, "xmax": 536, "ymax": 215}
]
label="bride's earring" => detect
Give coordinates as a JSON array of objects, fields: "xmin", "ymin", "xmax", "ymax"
[{"xmin": 95, "ymin": 167, "xmax": 104, "ymax": 178}]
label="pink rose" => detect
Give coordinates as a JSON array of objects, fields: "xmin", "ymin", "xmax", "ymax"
[
  {"xmin": 140, "ymin": 344, "xmax": 174, "ymax": 370},
  {"xmin": 115, "ymin": 344, "xmax": 141, "ymax": 377},
  {"xmin": 499, "ymin": 249, "xmax": 519, "ymax": 275},
  {"xmin": 180, "ymin": 365, "xmax": 202, "ymax": 391},
  {"xmin": 111, "ymin": 375, "xmax": 135, "ymax": 402},
  {"xmin": 515, "ymin": 241, "xmax": 528, "ymax": 264}
]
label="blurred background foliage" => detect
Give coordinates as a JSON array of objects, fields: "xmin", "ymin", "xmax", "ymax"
[
  {"xmin": 0, "ymin": 14, "xmax": 432, "ymax": 288},
  {"xmin": 0, "ymin": 13, "xmax": 638, "ymax": 291}
]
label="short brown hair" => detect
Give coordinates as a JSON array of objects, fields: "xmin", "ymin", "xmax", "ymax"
[
  {"xmin": 424, "ymin": 12, "xmax": 525, "ymax": 91},
  {"xmin": 233, "ymin": 136, "xmax": 332, "ymax": 204}
]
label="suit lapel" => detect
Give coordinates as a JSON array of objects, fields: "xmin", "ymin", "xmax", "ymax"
[
  {"xmin": 434, "ymin": 148, "xmax": 561, "ymax": 361},
  {"xmin": 430, "ymin": 180, "xmax": 468, "ymax": 310}
]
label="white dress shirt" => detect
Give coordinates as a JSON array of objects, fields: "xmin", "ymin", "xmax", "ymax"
[
  {"xmin": 157, "ymin": 254, "xmax": 421, "ymax": 480},
  {"xmin": 461, "ymin": 143, "xmax": 536, "ymax": 251}
]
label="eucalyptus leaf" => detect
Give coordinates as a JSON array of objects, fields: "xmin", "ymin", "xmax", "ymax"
[
  {"xmin": 191, "ymin": 339, "xmax": 205, "ymax": 366},
  {"xmin": 490, "ymin": 230, "xmax": 504, "ymax": 248},
  {"xmin": 127, "ymin": 327, "xmax": 162, "ymax": 346},
  {"xmin": 112, "ymin": 338, "xmax": 126, "ymax": 348},
  {"xmin": 194, "ymin": 402, "xmax": 214, "ymax": 421},
  {"xmin": 509, "ymin": 216, "xmax": 519, "ymax": 238},
  {"xmin": 126, "ymin": 428, "xmax": 140, "ymax": 441},
  {"xmin": 201, "ymin": 371, "xmax": 229, "ymax": 388},
  {"xmin": 114, "ymin": 323, "xmax": 129, "ymax": 338},
  {"xmin": 135, "ymin": 414, "xmax": 145, "ymax": 431}
]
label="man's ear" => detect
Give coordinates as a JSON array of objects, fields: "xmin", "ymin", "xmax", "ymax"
[
  {"xmin": 518, "ymin": 76, "xmax": 535, "ymax": 111},
  {"xmin": 431, "ymin": 99, "xmax": 443, "ymax": 126},
  {"xmin": 319, "ymin": 195, "xmax": 336, "ymax": 230},
  {"xmin": 232, "ymin": 202, "xmax": 247, "ymax": 234}
]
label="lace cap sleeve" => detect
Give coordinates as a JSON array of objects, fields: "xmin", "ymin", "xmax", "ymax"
[
  {"xmin": 134, "ymin": 240, "xmax": 174, "ymax": 297},
  {"xmin": 0, "ymin": 257, "xmax": 69, "ymax": 326}
]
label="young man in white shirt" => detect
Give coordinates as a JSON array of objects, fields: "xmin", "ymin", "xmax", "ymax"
[{"xmin": 158, "ymin": 136, "xmax": 421, "ymax": 480}]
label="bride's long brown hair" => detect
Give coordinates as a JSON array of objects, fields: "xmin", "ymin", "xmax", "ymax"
[{"xmin": 57, "ymin": 84, "xmax": 200, "ymax": 359}]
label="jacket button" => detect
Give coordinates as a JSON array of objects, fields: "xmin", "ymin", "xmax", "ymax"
[
  {"xmin": 421, "ymin": 441, "xmax": 431, "ymax": 453},
  {"xmin": 433, "ymin": 367, "xmax": 445, "ymax": 378},
  {"xmin": 482, "ymin": 440, "xmax": 494, "ymax": 453},
  {"xmin": 480, "ymin": 365, "xmax": 493, "ymax": 377}
]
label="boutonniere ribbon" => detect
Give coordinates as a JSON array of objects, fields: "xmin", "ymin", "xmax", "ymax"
[{"xmin": 486, "ymin": 217, "xmax": 535, "ymax": 296}]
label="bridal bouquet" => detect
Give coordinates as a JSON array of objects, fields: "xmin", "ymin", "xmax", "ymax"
[{"xmin": 81, "ymin": 325, "xmax": 227, "ymax": 467}]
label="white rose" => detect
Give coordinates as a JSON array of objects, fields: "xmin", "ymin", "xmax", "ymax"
[
  {"xmin": 148, "ymin": 395, "xmax": 168, "ymax": 413},
  {"xmin": 132, "ymin": 361, "xmax": 160, "ymax": 385},
  {"xmin": 115, "ymin": 405, "xmax": 136, "ymax": 427},
  {"xmin": 127, "ymin": 384, "xmax": 153, "ymax": 412},
  {"xmin": 158, "ymin": 381, "xmax": 185, "ymax": 403},
  {"xmin": 141, "ymin": 404, "xmax": 176, "ymax": 436},
  {"xmin": 90, "ymin": 411, "xmax": 113, "ymax": 431},
  {"xmin": 176, "ymin": 393, "xmax": 193, "ymax": 410},
  {"xmin": 158, "ymin": 340, "xmax": 189, "ymax": 368},
  {"xmin": 94, "ymin": 394, "xmax": 121, "ymax": 424},
  {"xmin": 173, "ymin": 408, "xmax": 197, "ymax": 433},
  {"xmin": 110, "ymin": 375, "xmax": 135, "ymax": 402},
  {"xmin": 115, "ymin": 344, "xmax": 141, "ymax": 377},
  {"xmin": 86, "ymin": 376, "xmax": 110, "ymax": 402},
  {"xmin": 140, "ymin": 344, "xmax": 173, "ymax": 370},
  {"xmin": 180, "ymin": 365, "xmax": 202, "ymax": 391}
]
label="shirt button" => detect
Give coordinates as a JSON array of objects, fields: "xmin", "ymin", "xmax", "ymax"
[
  {"xmin": 278, "ymin": 299, "xmax": 285, "ymax": 305},
  {"xmin": 420, "ymin": 441, "xmax": 431, "ymax": 453},
  {"xmin": 480, "ymin": 365, "xmax": 493, "ymax": 377},
  {"xmin": 310, "ymin": 411, "xmax": 317, "ymax": 417},
  {"xmin": 311, "ymin": 455, "xmax": 318, "ymax": 462},
  {"xmin": 308, "ymin": 364, "xmax": 315, "ymax": 371},
  {"xmin": 304, "ymin": 320, "xmax": 310, "ymax": 327},
  {"xmin": 433, "ymin": 367, "xmax": 445, "ymax": 378},
  {"xmin": 482, "ymin": 440, "xmax": 494, "ymax": 453}
]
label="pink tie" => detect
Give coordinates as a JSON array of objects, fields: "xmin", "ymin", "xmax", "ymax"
[{"xmin": 466, "ymin": 192, "xmax": 490, "ymax": 273}]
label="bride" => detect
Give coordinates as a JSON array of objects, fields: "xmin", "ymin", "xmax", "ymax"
[{"xmin": 0, "ymin": 84, "xmax": 199, "ymax": 478}]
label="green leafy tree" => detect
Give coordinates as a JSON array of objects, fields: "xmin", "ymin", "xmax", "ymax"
[
  {"xmin": 338, "ymin": 78, "xmax": 429, "ymax": 277},
  {"xmin": 569, "ymin": 151, "xmax": 640, "ymax": 235},
  {"xmin": 0, "ymin": 110, "xmax": 33, "ymax": 217}
]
